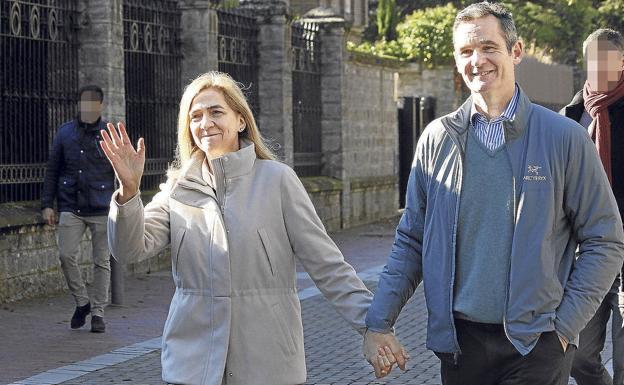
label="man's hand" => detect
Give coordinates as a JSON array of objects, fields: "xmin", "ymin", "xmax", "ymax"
[
  {"xmin": 42, "ymin": 208, "xmax": 56, "ymax": 225},
  {"xmin": 557, "ymin": 333, "xmax": 568, "ymax": 353},
  {"xmin": 363, "ymin": 330, "xmax": 410, "ymax": 378}
]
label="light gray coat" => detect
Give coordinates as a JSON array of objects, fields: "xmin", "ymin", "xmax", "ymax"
[{"xmin": 108, "ymin": 141, "xmax": 372, "ymax": 385}]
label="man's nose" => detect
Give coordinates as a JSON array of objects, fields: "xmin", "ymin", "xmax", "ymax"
[{"xmin": 470, "ymin": 50, "xmax": 484, "ymax": 67}]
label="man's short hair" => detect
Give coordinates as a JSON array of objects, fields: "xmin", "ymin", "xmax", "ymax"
[
  {"xmin": 453, "ymin": 1, "xmax": 518, "ymax": 53},
  {"xmin": 583, "ymin": 28, "xmax": 624, "ymax": 57},
  {"xmin": 78, "ymin": 85, "xmax": 104, "ymax": 102}
]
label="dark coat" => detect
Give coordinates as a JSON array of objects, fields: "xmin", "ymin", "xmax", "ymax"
[{"xmin": 41, "ymin": 118, "xmax": 115, "ymax": 216}]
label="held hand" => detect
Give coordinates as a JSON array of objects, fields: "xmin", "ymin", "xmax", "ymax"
[
  {"xmin": 100, "ymin": 122, "xmax": 145, "ymax": 204},
  {"xmin": 42, "ymin": 208, "xmax": 56, "ymax": 225},
  {"xmin": 363, "ymin": 330, "xmax": 410, "ymax": 378}
]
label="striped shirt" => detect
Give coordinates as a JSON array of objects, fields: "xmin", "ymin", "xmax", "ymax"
[{"xmin": 470, "ymin": 85, "xmax": 520, "ymax": 151}]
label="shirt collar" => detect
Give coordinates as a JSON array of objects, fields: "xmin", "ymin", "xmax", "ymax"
[{"xmin": 470, "ymin": 84, "xmax": 520, "ymax": 125}]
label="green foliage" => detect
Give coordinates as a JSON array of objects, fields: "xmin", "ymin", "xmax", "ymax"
[
  {"xmin": 396, "ymin": 3, "xmax": 457, "ymax": 67},
  {"xmin": 356, "ymin": 0, "xmax": 624, "ymax": 67},
  {"xmin": 377, "ymin": 0, "xmax": 400, "ymax": 41},
  {"xmin": 502, "ymin": 0, "xmax": 598, "ymax": 65}
]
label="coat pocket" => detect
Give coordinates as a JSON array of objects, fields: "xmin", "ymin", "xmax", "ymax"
[
  {"xmin": 171, "ymin": 227, "xmax": 187, "ymax": 283},
  {"xmin": 258, "ymin": 228, "xmax": 277, "ymax": 276},
  {"xmin": 270, "ymin": 301, "xmax": 297, "ymax": 355}
]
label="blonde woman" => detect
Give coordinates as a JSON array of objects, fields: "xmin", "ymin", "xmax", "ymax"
[{"xmin": 102, "ymin": 72, "xmax": 376, "ymax": 385}]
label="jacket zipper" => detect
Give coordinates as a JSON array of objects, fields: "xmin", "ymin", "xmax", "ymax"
[
  {"xmin": 445, "ymin": 131, "xmax": 465, "ymax": 358},
  {"xmin": 501, "ymin": 142, "xmax": 519, "ymax": 345}
]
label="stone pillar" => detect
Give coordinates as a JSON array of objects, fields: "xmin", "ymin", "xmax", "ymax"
[
  {"xmin": 302, "ymin": 8, "xmax": 349, "ymax": 227},
  {"xmin": 240, "ymin": 0, "xmax": 293, "ymax": 165},
  {"xmin": 179, "ymin": 1, "xmax": 219, "ymax": 87},
  {"xmin": 77, "ymin": 0, "xmax": 125, "ymax": 124}
]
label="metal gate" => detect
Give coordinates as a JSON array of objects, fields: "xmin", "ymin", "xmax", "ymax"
[
  {"xmin": 217, "ymin": 7, "xmax": 259, "ymax": 115},
  {"xmin": 397, "ymin": 96, "xmax": 436, "ymax": 208},
  {"xmin": 291, "ymin": 21, "xmax": 322, "ymax": 177},
  {"xmin": 0, "ymin": 0, "xmax": 79, "ymax": 203},
  {"xmin": 123, "ymin": 0, "xmax": 181, "ymax": 191}
]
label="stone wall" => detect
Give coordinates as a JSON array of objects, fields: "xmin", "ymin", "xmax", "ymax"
[
  {"xmin": 396, "ymin": 63, "xmax": 461, "ymax": 117},
  {"xmin": 340, "ymin": 55, "xmax": 399, "ymax": 227},
  {"xmin": 0, "ymin": 201, "xmax": 170, "ymax": 304}
]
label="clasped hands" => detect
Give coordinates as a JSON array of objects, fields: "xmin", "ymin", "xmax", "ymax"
[{"xmin": 363, "ymin": 330, "xmax": 410, "ymax": 378}]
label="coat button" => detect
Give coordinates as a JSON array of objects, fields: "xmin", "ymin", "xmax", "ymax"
[
  {"xmin": 80, "ymin": 150, "xmax": 84, "ymax": 154},
  {"xmin": 101, "ymin": 185, "xmax": 105, "ymax": 189},
  {"xmin": 228, "ymin": 372, "xmax": 233, "ymax": 376},
  {"xmin": 78, "ymin": 170, "xmax": 82, "ymax": 173}
]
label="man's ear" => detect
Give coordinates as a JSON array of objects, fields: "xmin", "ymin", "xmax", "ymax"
[{"xmin": 512, "ymin": 40, "xmax": 523, "ymax": 65}]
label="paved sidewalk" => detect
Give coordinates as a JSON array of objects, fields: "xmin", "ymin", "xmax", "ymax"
[{"xmin": 3, "ymin": 215, "xmax": 616, "ymax": 385}]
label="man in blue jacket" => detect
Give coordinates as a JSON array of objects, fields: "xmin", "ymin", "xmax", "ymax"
[
  {"xmin": 363, "ymin": 2, "xmax": 624, "ymax": 384},
  {"xmin": 41, "ymin": 85, "xmax": 115, "ymax": 333}
]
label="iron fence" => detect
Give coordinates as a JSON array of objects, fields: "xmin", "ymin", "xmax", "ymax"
[
  {"xmin": 0, "ymin": 0, "xmax": 79, "ymax": 203},
  {"xmin": 291, "ymin": 21, "xmax": 322, "ymax": 176},
  {"xmin": 217, "ymin": 7, "xmax": 259, "ymax": 115},
  {"xmin": 123, "ymin": 0, "xmax": 181, "ymax": 192}
]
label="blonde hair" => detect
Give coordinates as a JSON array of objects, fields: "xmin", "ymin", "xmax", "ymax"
[{"xmin": 168, "ymin": 71, "xmax": 275, "ymax": 178}]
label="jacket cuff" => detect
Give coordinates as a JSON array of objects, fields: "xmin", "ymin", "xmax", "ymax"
[
  {"xmin": 554, "ymin": 317, "xmax": 575, "ymax": 344},
  {"xmin": 109, "ymin": 190, "xmax": 142, "ymax": 218}
]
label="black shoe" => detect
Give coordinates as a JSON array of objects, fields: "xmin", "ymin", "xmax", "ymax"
[
  {"xmin": 70, "ymin": 302, "xmax": 91, "ymax": 329},
  {"xmin": 91, "ymin": 315, "xmax": 106, "ymax": 333}
]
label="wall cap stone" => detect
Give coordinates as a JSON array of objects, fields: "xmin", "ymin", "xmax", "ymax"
[
  {"xmin": 301, "ymin": 176, "xmax": 343, "ymax": 193},
  {"xmin": 350, "ymin": 175, "xmax": 398, "ymax": 190},
  {"xmin": 347, "ymin": 51, "xmax": 405, "ymax": 69}
]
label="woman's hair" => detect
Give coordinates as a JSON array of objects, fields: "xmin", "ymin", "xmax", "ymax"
[{"xmin": 169, "ymin": 71, "xmax": 275, "ymax": 177}]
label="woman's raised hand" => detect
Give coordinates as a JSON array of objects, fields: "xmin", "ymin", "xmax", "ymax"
[{"xmin": 100, "ymin": 122, "xmax": 145, "ymax": 204}]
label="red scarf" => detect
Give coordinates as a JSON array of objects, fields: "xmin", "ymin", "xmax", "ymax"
[{"xmin": 584, "ymin": 76, "xmax": 624, "ymax": 185}]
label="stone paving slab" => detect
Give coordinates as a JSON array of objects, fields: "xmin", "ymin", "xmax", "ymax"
[{"xmin": 53, "ymin": 280, "xmax": 615, "ymax": 385}]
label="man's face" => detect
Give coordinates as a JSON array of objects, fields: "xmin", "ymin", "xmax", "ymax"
[
  {"xmin": 586, "ymin": 40, "xmax": 624, "ymax": 93},
  {"xmin": 453, "ymin": 15, "xmax": 522, "ymax": 98},
  {"xmin": 79, "ymin": 90, "xmax": 103, "ymax": 124}
]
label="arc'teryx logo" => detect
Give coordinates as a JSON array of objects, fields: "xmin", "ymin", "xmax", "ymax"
[{"xmin": 524, "ymin": 165, "xmax": 547, "ymax": 181}]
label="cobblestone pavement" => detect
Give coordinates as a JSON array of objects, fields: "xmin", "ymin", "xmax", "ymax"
[
  {"xmin": 54, "ymin": 282, "xmax": 613, "ymax": 385},
  {"xmin": 57, "ymin": 282, "xmax": 437, "ymax": 385},
  {"xmin": 5, "ymin": 214, "xmax": 616, "ymax": 385}
]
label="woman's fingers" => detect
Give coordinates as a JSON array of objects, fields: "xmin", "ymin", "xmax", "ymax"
[
  {"xmin": 100, "ymin": 129, "xmax": 117, "ymax": 155},
  {"xmin": 117, "ymin": 121, "xmax": 131, "ymax": 145},
  {"xmin": 136, "ymin": 137, "xmax": 145, "ymax": 157}
]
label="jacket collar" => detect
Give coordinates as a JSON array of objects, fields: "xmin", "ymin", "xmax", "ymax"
[
  {"xmin": 444, "ymin": 85, "xmax": 533, "ymax": 142},
  {"xmin": 180, "ymin": 139, "xmax": 257, "ymax": 186}
]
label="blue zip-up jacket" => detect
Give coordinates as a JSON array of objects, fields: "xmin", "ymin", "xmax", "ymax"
[
  {"xmin": 366, "ymin": 88, "xmax": 624, "ymax": 355},
  {"xmin": 41, "ymin": 118, "xmax": 115, "ymax": 216}
]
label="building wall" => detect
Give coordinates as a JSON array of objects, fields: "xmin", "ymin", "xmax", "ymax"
[{"xmin": 516, "ymin": 56, "xmax": 575, "ymax": 110}]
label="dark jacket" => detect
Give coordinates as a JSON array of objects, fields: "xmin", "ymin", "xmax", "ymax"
[
  {"xmin": 366, "ymin": 88, "xmax": 624, "ymax": 355},
  {"xmin": 561, "ymin": 91, "xmax": 624, "ymax": 221},
  {"xmin": 41, "ymin": 118, "xmax": 115, "ymax": 216}
]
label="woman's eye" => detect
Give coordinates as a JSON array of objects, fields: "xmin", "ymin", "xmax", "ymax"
[{"xmin": 191, "ymin": 115, "xmax": 202, "ymax": 121}]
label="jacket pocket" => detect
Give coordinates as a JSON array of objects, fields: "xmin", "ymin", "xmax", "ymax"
[
  {"xmin": 171, "ymin": 227, "xmax": 187, "ymax": 284},
  {"xmin": 87, "ymin": 180, "xmax": 114, "ymax": 209},
  {"xmin": 57, "ymin": 178, "xmax": 77, "ymax": 204},
  {"xmin": 258, "ymin": 228, "xmax": 277, "ymax": 276},
  {"xmin": 270, "ymin": 301, "xmax": 297, "ymax": 355}
]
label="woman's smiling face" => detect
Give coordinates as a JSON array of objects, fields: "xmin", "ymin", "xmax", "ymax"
[{"xmin": 189, "ymin": 87, "xmax": 244, "ymax": 159}]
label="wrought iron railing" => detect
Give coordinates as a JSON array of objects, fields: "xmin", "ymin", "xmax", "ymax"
[
  {"xmin": 123, "ymin": 0, "xmax": 181, "ymax": 192},
  {"xmin": 0, "ymin": 0, "xmax": 79, "ymax": 203},
  {"xmin": 291, "ymin": 21, "xmax": 322, "ymax": 176},
  {"xmin": 217, "ymin": 7, "xmax": 259, "ymax": 115}
]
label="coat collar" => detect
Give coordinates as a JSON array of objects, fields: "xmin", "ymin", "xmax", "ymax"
[
  {"xmin": 180, "ymin": 139, "xmax": 257, "ymax": 186},
  {"xmin": 443, "ymin": 85, "xmax": 533, "ymax": 142}
]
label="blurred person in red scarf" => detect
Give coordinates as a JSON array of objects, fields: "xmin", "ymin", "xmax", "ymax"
[{"xmin": 561, "ymin": 28, "xmax": 624, "ymax": 385}]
